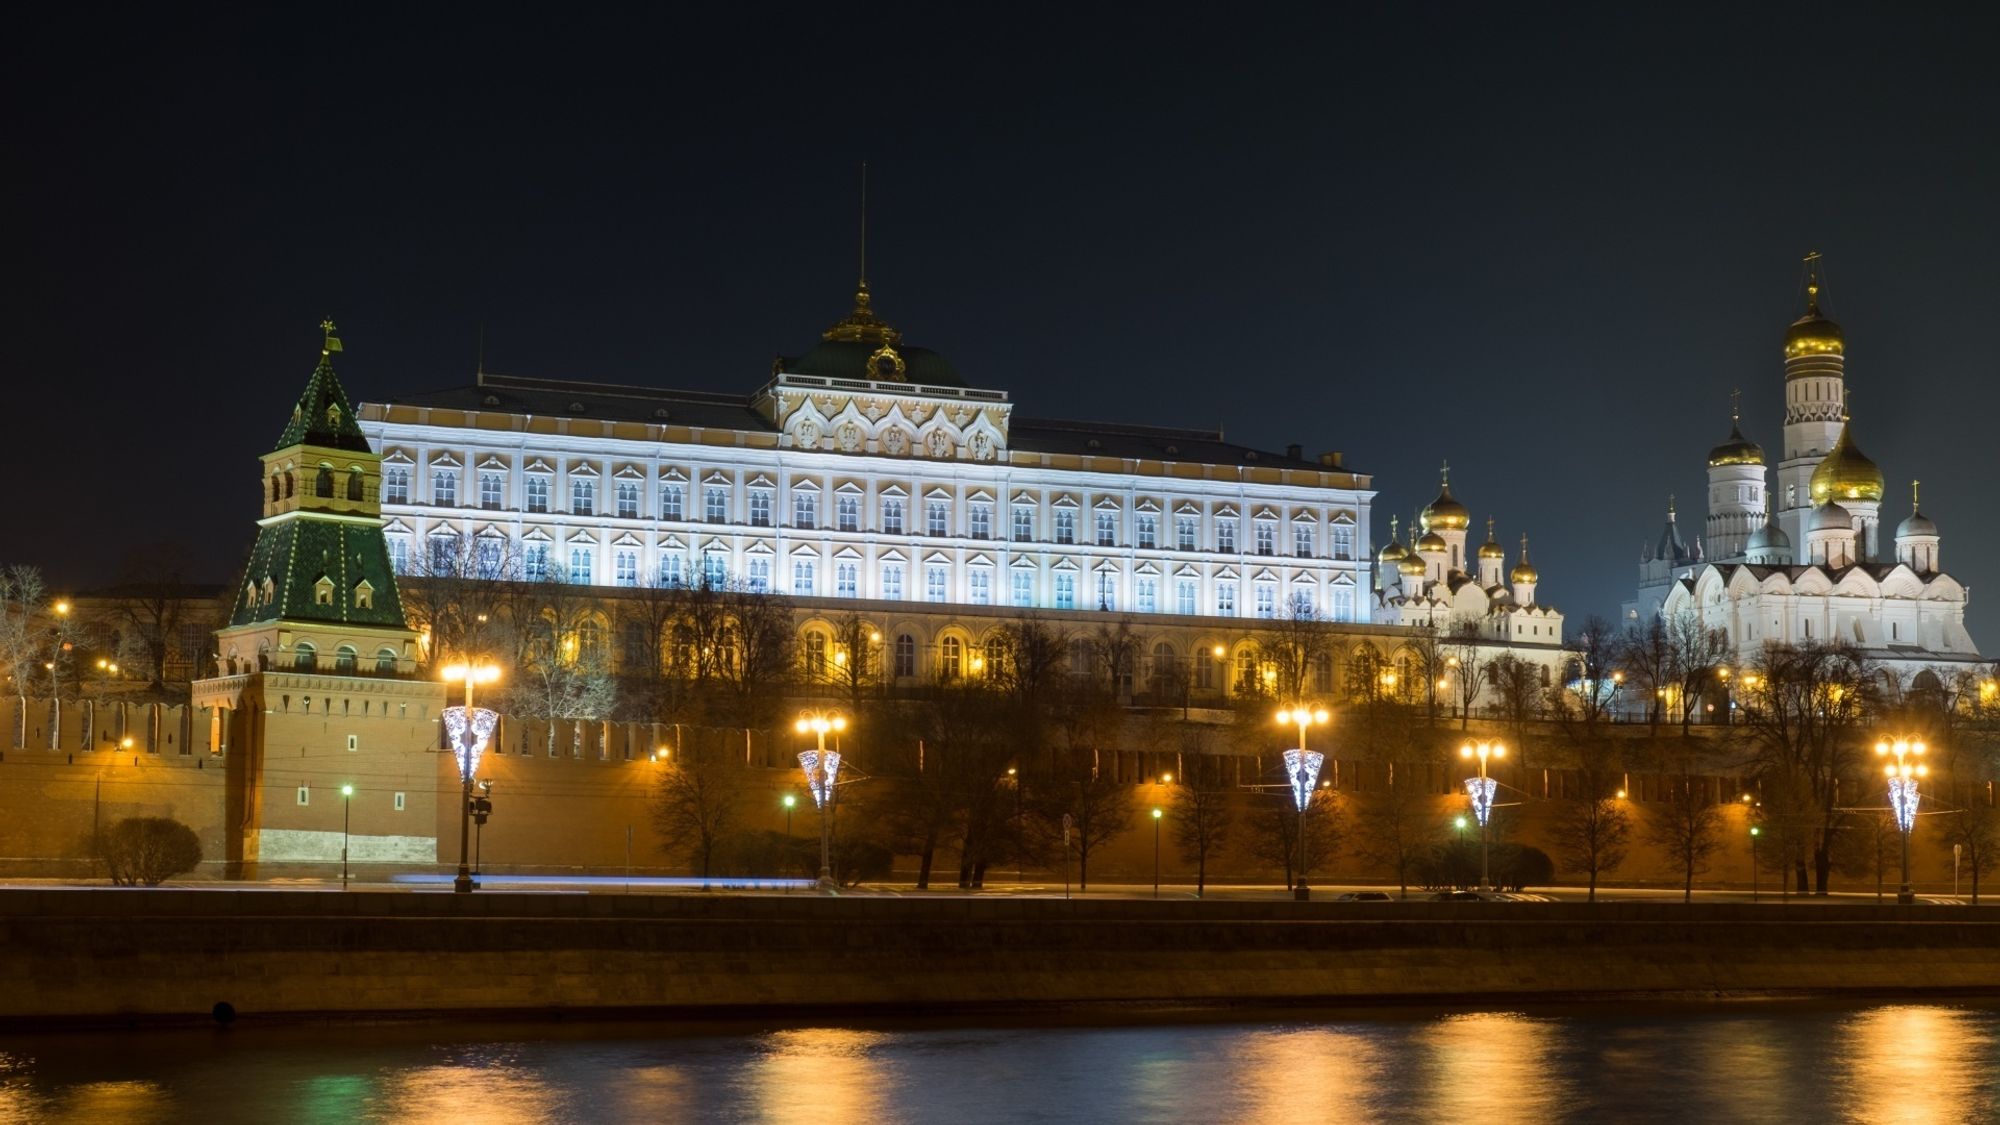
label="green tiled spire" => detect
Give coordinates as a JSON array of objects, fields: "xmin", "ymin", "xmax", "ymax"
[
  {"xmin": 227, "ymin": 519, "xmax": 407, "ymax": 630},
  {"xmin": 273, "ymin": 320, "xmax": 372, "ymax": 454}
]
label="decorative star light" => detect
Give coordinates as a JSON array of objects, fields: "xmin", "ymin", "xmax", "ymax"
[
  {"xmin": 1888, "ymin": 775, "xmax": 1920, "ymax": 834},
  {"xmin": 443, "ymin": 705, "xmax": 499, "ymax": 781},
  {"xmin": 1284, "ymin": 749, "xmax": 1325, "ymax": 813},
  {"xmin": 1465, "ymin": 775, "xmax": 1498, "ymax": 828}
]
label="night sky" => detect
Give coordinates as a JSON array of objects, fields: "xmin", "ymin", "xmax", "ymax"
[{"xmin": 9, "ymin": 7, "xmax": 1999, "ymax": 641}]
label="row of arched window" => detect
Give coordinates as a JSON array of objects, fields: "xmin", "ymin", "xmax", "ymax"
[{"xmin": 269, "ymin": 463, "xmax": 369, "ymax": 504}]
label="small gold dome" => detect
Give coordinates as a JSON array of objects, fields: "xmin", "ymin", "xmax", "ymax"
[
  {"xmin": 1707, "ymin": 422, "xmax": 1765, "ymax": 467},
  {"xmin": 1478, "ymin": 538, "xmax": 1505, "ymax": 560},
  {"xmin": 1785, "ymin": 262, "xmax": 1844, "ymax": 359},
  {"xmin": 1398, "ymin": 555, "xmax": 1427, "ymax": 577},
  {"xmin": 1809, "ymin": 424, "xmax": 1884, "ymax": 503},
  {"xmin": 1416, "ymin": 530, "xmax": 1447, "ymax": 553},
  {"xmin": 1509, "ymin": 559, "xmax": 1538, "ymax": 584},
  {"xmin": 1378, "ymin": 541, "xmax": 1408, "ymax": 563}
]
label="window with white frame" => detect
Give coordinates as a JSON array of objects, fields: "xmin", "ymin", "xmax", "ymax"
[
  {"xmin": 1332, "ymin": 586, "xmax": 1353, "ymax": 622},
  {"xmin": 1013, "ymin": 505, "xmax": 1034, "ymax": 542},
  {"xmin": 1255, "ymin": 583, "xmax": 1276, "ymax": 618},
  {"xmin": 1331, "ymin": 523, "xmax": 1353, "ymax": 560},
  {"xmin": 1012, "ymin": 569, "xmax": 1034, "ymax": 606},
  {"xmin": 705, "ymin": 487, "xmax": 727, "ymax": 523},
  {"xmin": 1055, "ymin": 509, "xmax": 1076, "ymax": 545},
  {"xmin": 526, "ymin": 475, "xmax": 550, "ymax": 513},
  {"xmin": 476, "ymin": 536, "xmax": 503, "ymax": 579},
  {"xmin": 433, "ymin": 469, "xmax": 457, "ymax": 507},
  {"xmin": 1217, "ymin": 581, "xmax": 1237, "ymax": 617},
  {"xmin": 1218, "ymin": 519, "xmax": 1237, "ymax": 553},
  {"xmin": 523, "ymin": 542, "xmax": 549, "ymax": 581},
  {"xmin": 1096, "ymin": 512, "xmax": 1117, "ymax": 547},
  {"xmin": 926, "ymin": 565, "xmax": 948, "ymax": 602},
  {"xmin": 702, "ymin": 552, "xmax": 727, "ymax": 587},
  {"xmin": 794, "ymin": 492, "xmax": 816, "ymax": 530},
  {"xmin": 479, "ymin": 473, "xmax": 503, "ymax": 510},
  {"xmin": 836, "ymin": 562, "xmax": 857, "ymax": 597},
  {"xmin": 1294, "ymin": 524, "xmax": 1313, "ymax": 557},
  {"xmin": 1176, "ymin": 580, "xmax": 1196, "ymax": 615},
  {"xmin": 1176, "ymin": 516, "xmax": 1197, "ymax": 551},
  {"xmin": 884, "ymin": 498, "xmax": 905, "ymax": 534},
  {"xmin": 660, "ymin": 553, "xmax": 683, "ymax": 587},
  {"xmin": 1137, "ymin": 515, "xmax": 1157, "ymax": 549},
  {"xmin": 882, "ymin": 563, "xmax": 904, "ymax": 600},
  {"xmin": 429, "ymin": 533, "xmax": 457, "ymax": 573},
  {"xmin": 970, "ymin": 503, "xmax": 991, "ymax": 540},
  {"xmin": 939, "ymin": 637, "xmax": 962, "ymax": 680},
  {"xmin": 615, "ymin": 550, "xmax": 638, "ymax": 587},
  {"xmin": 837, "ymin": 496, "xmax": 859, "ymax": 532},
  {"xmin": 1055, "ymin": 572, "xmax": 1076, "ymax": 610},
  {"xmin": 1095, "ymin": 570, "xmax": 1117, "ymax": 611},
  {"xmin": 572, "ymin": 478, "xmax": 594, "ymax": 516},
  {"xmin": 569, "ymin": 546, "xmax": 593, "ymax": 584},
  {"xmin": 384, "ymin": 537, "xmax": 408, "ymax": 574},
  {"xmin": 1137, "ymin": 577, "xmax": 1156, "ymax": 613},
  {"xmin": 616, "ymin": 483, "xmax": 639, "ymax": 519},
  {"xmin": 894, "ymin": 634, "xmax": 915, "ymax": 677},
  {"xmin": 384, "ymin": 467, "xmax": 410, "ymax": 504},
  {"xmin": 749, "ymin": 490, "xmax": 772, "ymax": 527},
  {"xmin": 969, "ymin": 568, "xmax": 991, "ymax": 605},
  {"xmin": 661, "ymin": 483, "xmax": 683, "ymax": 521},
  {"xmin": 792, "ymin": 558, "xmax": 815, "ymax": 595},
  {"xmin": 747, "ymin": 556, "xmax": 770, "ymax": 593},
  {"xmin": 1255, "ymin": 521, "xmax": 1275, "ymax": 556},
  {"xmin": 927, "ymin": 501, "xmax": 949, "ymax": 537},
  {"xmin": 1291, "ymin": 587, "xmax": 1313, "ymax": 617}
]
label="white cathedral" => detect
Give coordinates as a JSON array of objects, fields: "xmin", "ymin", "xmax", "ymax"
[
  {"xmin": 1373, "ymin": 469, "xmax": 1565, "ymax": 647},
  {"xmin": 1627, "ymin": 256, "xmax": 1980, "ymax": 685}
]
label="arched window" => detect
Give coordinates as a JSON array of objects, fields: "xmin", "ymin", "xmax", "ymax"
[
  {"xmin": 1235, "ymin": 649, "xmax": 1258, "ymax": 694},
  {"xmin": 315, "ymin": 466, "xmax": 334, "ymax": 497},
  {"xmin": 577, "ymin": 618, "xmax": 605, "ymax": 664},
  {"xmin": 940, "ymin": 636, "xmax": 963, "ymax": 680},
  {"xmin": 293, "ymin": 642, "xmax": 316, "ymax": 671},
  {"xmin": 894, "ymin": 634, "xmax": 916, "ymax": 678},
  {"xmin": 804, "ymin": 630, "xmax": 827, "ymax": 678},
  {"xmin": 375, "ymin": 648, "xmax": 398, "ymax": 673},
  {"xmin": 270, "ymin": 474, "xmax": 281, "ymax": 502},
  {"xmin": 335, "ymin": 645, "xmax": 358, "ymax": 672},
  {"xmin": 347, "ymin": 470, "xmax": 365, "ymax": 501},
  {"xmin": 283, "ymin": 471, "xmax": 295, "ymax": 498},
  {"xmin": 1150, "ymin": 642, "xmax": 1177, "ymax": 695}
]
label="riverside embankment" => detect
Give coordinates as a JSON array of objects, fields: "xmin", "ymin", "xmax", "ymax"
[{"xmin": 5, "ymin": 890, "xmax": 2000, "ymax": 1024}]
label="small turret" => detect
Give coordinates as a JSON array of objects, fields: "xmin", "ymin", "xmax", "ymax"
[
  {"xmin": 1477, "ymin": 517, "xmax": 1505, "ymax": 588},
  {"xmin": 1895, "ymin": 480, "xmax": 1941, "ymax": 574},
  {"xmin": 1509, "ymin": 534, "xmax": 1539, "ymax": 606}
]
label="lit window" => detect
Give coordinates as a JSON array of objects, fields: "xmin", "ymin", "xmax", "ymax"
[
  {"xmin": 616, "ymin": 551, "xmax": 638, "ymax": 587},
  {"xmin": 433, "ymin": 470, "xmax": 457, "ymax": 507},
  {"xmin": 970, "ymin": 504, "xmax": 991, "ymax": 540},
  {"xmin": 702, "ymin": 552, "xmax": 727, "ymax": 587},
  {"xmin": 1291, "ymin": 588, "xmax": 1313, "ymax": 617},
  {"xmin": 1176, "ymin": 517, "xmax": 1197, "ymax": 551},
  {"xmin": 526, "ymin": 476, "xmax": 550, "ymax": 513},
  {"xmin": 388, "ymin": 537, "xmax": 409, "ymax": 574},
  {"xmin": 1217, "ymin": 582, "xmax": 1237, "ymax": 617},
  {"xmin": 661, "ymin": 483, "xmax": 684, "ymax": 521},
  {"xmin": 793, "ymin": 558, "xmax": 815, "ymax": 595},
  {"xmin": 705, "ymin": 487, "xmax": 728, "ymax": 523},
  {"xmin": 1137, "ymin": 578, "xmax": 1156, "ymax": 613},
  {"xmin": 569, "ymin": 547, "xmax": 593, "ymax": 584},
  {"xmin": 882, "ymin": 564, "xmax": 904, "ymax": 600},
  {"xmin": 795, "ymin": 492, "xmax": 816, "ymax": 530},
  {"xmin": 571, "ymin": 478, "xmax": 594, "ymax": 516},
  {"xmin": 616, "ymin": 483, "xmax": 639, "ymax": 519},
  {"xmin": 747, "ymin": 557, "xmax": 770, "ymax": 593},
  {"xmin": 476, "ymin": 536, "xmax": 502, "ymax": 579},
  {"xmin": 1012, "ymin": 569, "xmax": 1034, "ymax": 607},
  {"xmin": 926, "ymin": 565, "xmax": 948, "ymax": 602},
  {"xmin": 524, "ymin": 543, "xmax": 550, "ymax": 581},
  {"xmin": 1013, "ymin": 506, "xmax": 1034, "ymax": 542},
  {"xmin": 479, "ymin": 473, "xmax": 503, "ymax": 510},
  {"xmin": 1137, "ymin": 515, "xmax": 1157, "ymax": 549},
  {"xmin": 927, "ymin": 501, "xmax": 949, "ymax": 537},
  {"xmin": 805, "ymin": 632, "xmax": 827, "ymax": 678},
  {"xmin": 384, "ymin": 468, "xmax": 410, "ymax": 504},
  {"xmin": 837, "ymin": 563, "xmax": 858, "ymax": 597},
  {"xmin": 940, "ymin": 637, "xmax": 962, "ymax": 680},
  {"xmin": 1218, "ymin": 520, "xmax": 1236, "ymax": 553},
  {"xmin": 1256, "ymin": 583, "xmax": 1276, "ymax": 619},
  {"xmin": 1096, "ymin": 512, "xmax": 1117, "ymax": 547},
  {"xmin": 1055, "ymin": 573, "xmax": 1076, "ymax": 610},
  {"xmin": 970, "ymin": 569, "xmax": 991, "ymax": 605},
  {"xmin": 1176, "ymin": 581, "xmax": 1196, "ymax": 615},
  {"xmin": 1332, "ymin": 587, "xmax": 1353, "ymax": 622},
  {"xmin": 837, "ymin": 496, "xmax": 859, "ymax": 532},
  {"xmin": 1055, "ymin": 509, "xmax": 1076, "ymax": 545},
  {"xmin": 1096, "ymin": 571, "xmax": 1117, "ymax": 611},
  {"xmin": 660, "ymin": 553, "xmax": 682, "ymax": 587}
]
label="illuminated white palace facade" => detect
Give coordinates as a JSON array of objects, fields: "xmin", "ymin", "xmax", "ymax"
[{"xmin": 355, "ymin": 278, "xmax": 1459, "ymax": 697}]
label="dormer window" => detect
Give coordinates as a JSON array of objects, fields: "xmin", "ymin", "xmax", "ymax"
[
  {"xmin": 313, "ymin": 576, "xmax": 335, "ymax": 606},
  {"xmin": 354, "ymin": 580, "xmax": 375, "ymax": 610}
]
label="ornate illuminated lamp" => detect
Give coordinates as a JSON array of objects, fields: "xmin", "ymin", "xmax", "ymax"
[
  {"xmin": 1460, "ymin": 740, "xmax": 1505, "ymax": 891},
  {"xmin": 1877, "ymin": 737, "xmax": 1930, "ymax": 905},
  {"xmin": 1275, "ymin": 704, "xmax": 1330, "ymax": 900},
  {"xmin": 441, "ymin": 661, "xmax": 501, "ymax": 894},
  {"xmin": 796, "ymin": 709, "xmax": 848, "ymax": 891}
]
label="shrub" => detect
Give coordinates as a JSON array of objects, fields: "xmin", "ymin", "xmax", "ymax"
[
  {"xmin": 101, "ymin": 817, "xmax": 203, "ymax": 886},
  {"xmin": 1497, "ymin": 845, "xmax": 1555, "ymax": 891}
]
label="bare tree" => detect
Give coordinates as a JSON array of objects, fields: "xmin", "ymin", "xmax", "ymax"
[
  {"xmin": 1253, "ymin": 605, "xmax": 1334, "ymax": 703},
  {"xmin": 499, "ymin": 572, "xmax": 618, "ymax": 755},
  {"xmin": 1550, "ymin": 744, "xmax": 1630, "ymax": 901},
  {"xmin": 1244, "ymin": 794, "xmax": 1340, "ymax": 891},
  {"xmin": 651, "ymin": 734, "xmax": 743, "ymax": 881},
  {"xmin": 1618, "ymin": 615, "xmax": 1675, "ymax": 730},
  {"xmin": 1354, "ymin": 759, "xmax": 1436, "ymax": 899},
  {"xmin": 401, "ymin": 531, "xmax": 517, "ymax": 671},
  {"xmin": 1168, "ymin": 753, "xmax": 1236, "ymax": 896},
  {"xmin": 1487, "ymin": 654, "xmax": 1545, "ymax": 765},
  {"xmin": 107, "ymin": 540, "xmax": 202, "ymax": 690},
  {"xmin": 1032, "ymin": 677, "xmax": 1134, "ymax": 891},
  {"xmin": 1666, "ymin": 610, "xmax": 1732, "ymax": 731},
  {"xmin": 1743, "ymin": 640, "xmax": 1873, "ymax": 894},
  {"xmin": 826, "ymin": 612, "xmax": 881, "ymax": 706},
  {"xmin": 0, "ymin": 566, "xmax": 49, "ymax": 748},
  {"xmin": 1405, "ymin": 622, "xmax": 1449, "ymax": 727},
  {"xmin": 1445, "ymin": 623, "xmax": 1489, "ymax": 730},
  {"xmin": 1647, "ymin": 769, "xmax": 1725, "ymax": 903},
  {"xmin": 1555, "ymin": 614, "xmax": 1622, "ymax": 734}
]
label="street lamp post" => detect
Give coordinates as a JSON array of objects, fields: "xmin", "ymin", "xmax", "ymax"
[
  {"xmin": 1750, "ymin": 825, "xmax": 1761, "ymax": 902},
  {"xmin": 441, "ymin": 661, "xmax": 501, "ymax": 894},
  {"xmin": 1151, "ymin": 807, "xmax": 1163, "ymax": 898},
  {"xmin": 1877, "ymin": 736, "xmax": 1930, "ymax": 905},
  {"xmin": 783, "ymin": 793, "xmax": 796, "ymax": 838},
  {"xmin": 340, "ymin": 783, "xmax": 353, "ymax": 889},
  {"xmin": 796, "ymin": 709, "xmax": 848, "ymax": 891},
  {"xmin": 1460, "ymin": 739, "xmax": 1506, "ymax": 891},
  {"xmin": 1275, "ymin": 704, "xmax": 1330, "ymax": 900}
]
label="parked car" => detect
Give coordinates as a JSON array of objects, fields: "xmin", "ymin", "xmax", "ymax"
[
  {"xmin": 1428, "ymin": 890, "xmax": 1488, "ymax": 901},
  {"xmin": 1334, "ymin": 891, "xmax": 1395, "ymax": 901}
]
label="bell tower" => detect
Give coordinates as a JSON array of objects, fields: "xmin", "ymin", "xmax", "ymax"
[{"xmin": 1777, "ymin": 252, "xmax": 1848, "ymax": 550}]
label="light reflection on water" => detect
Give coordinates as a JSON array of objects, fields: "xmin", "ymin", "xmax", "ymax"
[{"xmin": 1, "ymin": 1000, "xmax": 1999, "ymax": 1124}]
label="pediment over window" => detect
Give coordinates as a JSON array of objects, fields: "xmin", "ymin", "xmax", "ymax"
[
  {"xmin": 702, "ymin": 470, "xmax": 732, "ymax": 486},
  {"xmin": 524, "ymin": 458, "xmax": 554, "ymax": 474},
  {"xmin": 659, "ymin": 466, "xmax": 687, "ymax": 482},
  {"xmin": 478, "ymin": 455, "xmax": 510, "ymax": 471},
  {"xmin": 382, "ymin": 449, "xmax": 415, "ymax": 466},
  {"xmin": 430, "ymin": 452, "xmax": 462, "ymax": 469},
  {"xmin": 567, "ymin": 462, "xmax": 599, "ymax": 477},
  {"xmin": 613, "ymin": 464, "xmax": 645, "ymax": 480}
]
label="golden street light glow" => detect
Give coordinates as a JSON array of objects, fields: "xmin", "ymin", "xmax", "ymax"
[
  {"xmin": 439, "ymin": 663, "xmax": 502, "ymax": 685},
  {"xmin": 1876, "ymin": 737, "xmax": 1929, "ymax": 779},
  {"xmin": 795, "ymin": 710, "xmax": 847, "ymax": 736}
]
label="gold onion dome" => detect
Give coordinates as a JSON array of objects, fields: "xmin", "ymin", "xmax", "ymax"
[
  {"xmin": 1378, "ymin": 517, "xmax": 1408, "ymax": 563},
  {"xmin": 1509, "ymin": 535, "xmax": 1537, "ymax": 583},
  {"xmin": 1477, "ymin": 518, "xmax": 1504, "ymax": 560},
  {"xmin": 1809, "ymin": 424, "xmax": 1884, "ymax": 503},
  {"xmin": 1416, "ymin": 530, "xmax": 1447, "ymax": 553},
  {"xmin": 1398, "ymin": 555, "xmax": 1428, "ymax": 577},
  {"xmin": 1785, "ymin": 263, "xmax": 1844, "ymax": 358},
  {"xmin": 1707, "ymin": 422, "xmax": 1764, "ymax": 467},
  {"xmin": 1422, "ymin": 472, "xmax": 1471, "ymax": 531}
]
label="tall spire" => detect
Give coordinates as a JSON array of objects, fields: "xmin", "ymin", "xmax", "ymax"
[{"xmin": 277, "ymin": 320, "xmax": 370, "ymax": 453}]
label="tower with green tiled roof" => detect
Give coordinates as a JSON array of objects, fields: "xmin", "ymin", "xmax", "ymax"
[
  {"xmin": 194, "ymin": 323, "xmax": 442, "ymax": 878},
  {"xmin": 214, "ymin": 321, "xmax": 418, "ymax": 673}
]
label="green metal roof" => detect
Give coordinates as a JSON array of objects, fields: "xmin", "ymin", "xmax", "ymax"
[
  {"xmin": 228, "ymin": 518, "xmax": 408, "ymax": 630},
  {"xmin": 274, "ymin": 352, "xmax": 373, "ymax": 453}
]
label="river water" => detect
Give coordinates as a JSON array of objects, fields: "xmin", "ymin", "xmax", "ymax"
[{"xmin": 2, "ymin": 999, "xmax": 1995, "ymax": 1124}]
